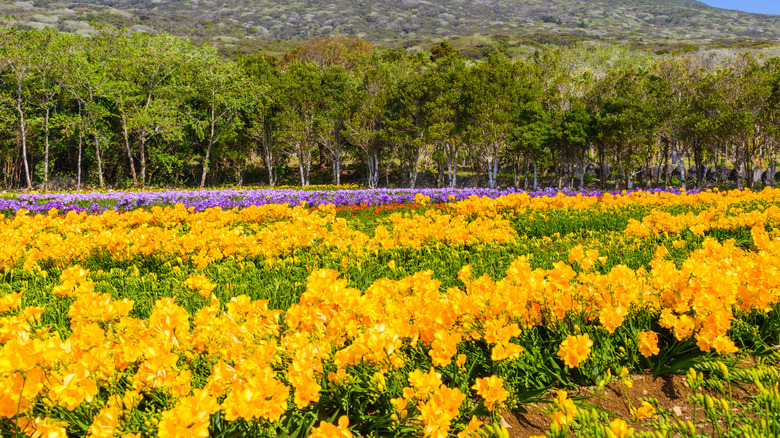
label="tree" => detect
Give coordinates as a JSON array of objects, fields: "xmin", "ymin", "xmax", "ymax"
[
  {"xmin": 713, "ymin": 55, "xmax": 769, "ymax": 190},
  {"xmin": 30, "ymin": 27, "xmax": 64, "ymax": 184},
  {"xmin": 461, "ymin": 52, "xmax": 518, "ymax": 188},
  {"xmin": 383, "ymin": 56, "xmax": 431, "ymax": 189},
  {"xmin": 63, "ymin": 34, "xmax": 115, "ymax": 188},
  {"xmin": 188, "ymin": 45, "xmax": 248, "ymax": 187},
  {"xmin": 0, "ymin": 28, "xmax": 38, "ymax": 188},
  {"xmin": 760, "ymin": 57, "xmax": 780, "ymax": 183},
  {"xmin": 275, "ymin": 61, "xmax": 324, "ymax": 187},
  {"xmin": 317, "ymin": 65, "xmax": 353, "ymax": 186},
  {"xmin": 345, "ymin": 55, "xmax": 391, "ymax": 189},
  {"xmin": 554, "ymin": 101, "xmax": 593, "ymax": 188},
  {"xmin": 241, "ymin": 53, "xmax": 282, "ymax": 187},
  {"xmin": 649, "ymin": 56, "xmax": 705, "ymax": 188},
  {"xmin": 423, "ymin": 51, "xmax": 465, "ymax": 187},
  {"xmin": 508, "ymin": 58, "xmax": 553, "ymax": 190},
  {"xmin": 109, "ymin": 32, "xmax": 196, "ymax": 187},
  {"xmin": 592, "ymin": 66, "xmax": 658, "ymax": 190},
  {"xmin": 282, "ymin": 36, "xmax": 373, "ymax": 71}
]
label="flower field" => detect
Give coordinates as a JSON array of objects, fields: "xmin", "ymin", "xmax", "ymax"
[
  {"xmin": 2, "ymin": 187, "xmax": 780, "ymax": 437},
  {"xmin": 0, "ymin": 185, "xmax": 685, "ymax": 215}
]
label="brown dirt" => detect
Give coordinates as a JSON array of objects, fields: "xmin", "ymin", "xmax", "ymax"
[{"xmin": 500, "ymin": 373, "xmax": 755, "ymax": 438}]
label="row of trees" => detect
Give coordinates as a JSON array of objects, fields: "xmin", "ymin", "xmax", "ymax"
[{"xmin": 2, "ymin": 27, "xmax": 780, "ymax": 190}]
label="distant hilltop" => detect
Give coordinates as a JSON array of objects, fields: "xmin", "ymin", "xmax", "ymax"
[{"xmin": 2, "ymin": 0, "xmax": 780, "ymax": 54}]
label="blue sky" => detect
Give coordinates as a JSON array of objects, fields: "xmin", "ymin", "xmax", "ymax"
[{"xmin": 699, "ymin": 0, "xmax": 780, "ymax": 15}]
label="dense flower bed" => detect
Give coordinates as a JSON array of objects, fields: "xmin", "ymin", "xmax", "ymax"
[
  {"xmin": 0, "ymin": 186, "xmax": 693, "ymax": 215},
  {"xmin": 1, "ymin": 188, "xmax": 778, "ymax": 438}
]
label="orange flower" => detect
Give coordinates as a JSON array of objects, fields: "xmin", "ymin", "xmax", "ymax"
[
  {"xmin": 0, "ymin": 292, "xmax": 22, "ymax": 313},
  {"xmin": 430, "ymin": 330, "xmax": 461, "ymax": 366},
  {"xmin": 87, "ymin": 404, "xmax": 120, "ymax": 438},
  {"xmin": 711, "ymin": 335, "xmax": 739, "ymax": 355},
  {"xmin": 456, "ymin": 416, "xmax": 484, "ymax": 438},
  {"xmin": 549, "ymin": 390, "xmax": 577, "ymax": 426},
  {"xmin": 183, "ymin": 274, "xmax": 216, "ymax": 299},
  {"xmin": 49, "ymin": 363, "xmax": 99, "ymax": 410},
  {"xmin": 418, "ymin": 385, "xmax": 466, "ymax": 438},
  {"xmin": 308, "ymin": 415, "xmax": 352, "ymax": 438},
  {"xmin": 637, "ymin": 331, "xmax": 660, "ymax": 357},
  {"xmin": 17, "ymin": 416, "xmax": 69, "ymax": 438},
  {"xmin": 491, "ymin": 342, "xmax": 524, "ymax": 361},
  {"xmin": 557, "ymin": 333, "xmax": 593, "ymax": 368},
  {"xmin": 158, "ymin": 389, "xmax": 220, "ymax": 438},
  {"xmin": 632, "ymin": 401, "xmax": 656, "ymax": 420},
  {"xmin": 609, "ymin": 418, "xmax": 634, "ymax": 437},
  {"xmin": 472, "ymin": 376, "xmax": 509, "ymax": 411},
  {"xmin": 599, "ymin": 306, "xmax": 626, "ymax": 334},
  {"xmin": 404, "ymin": 368, "xmax": 442, "ymax": 401},
  {"xmin": 221, "ymin": 367, "xmax": 289, "ymax": 422}
]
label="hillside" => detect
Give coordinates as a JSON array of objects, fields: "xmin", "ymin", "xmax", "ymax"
[{"xmin": 2, "ymin": 0, "xmax": 780, "ymax": 53}]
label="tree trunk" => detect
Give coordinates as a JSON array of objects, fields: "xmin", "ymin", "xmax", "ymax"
[
  {"xmin": 658, "ymin": 143, "xmax": 667, "ymax": 186},
  {"xmin": 200, "ymin": 138, "xmax": 213, "ymax": 188},
  {"xmin": 436, "ymin": 148, "xmax": 444, "ymax": 188},
  {"xmin": 95, "ymin": 133, "xmax": 104, "ymax": 188},
  {"xmin": 486, "ymin": 154, "xmax": 498, "ymax": 189},
  {"xmin": 44, "ymin": 107, "xmax": 51, "ymax": 183},
  {"xmin": 140, "ymin": 136, "xmax": 147, "ymax": 188},
  {"xmin": 735, "ymin": 145, "xmax": 744, "ymax": 191},
  {"xmin": 693, "ymin": 140, "xmax": 703, "ymax": 189},
  {"xmin": 267, "ymin": 161, "xmax": 276, "ymax": 187},
  {"xmin": 121, "ymin": 114, "xmax": 138, "ymax": 187},
  {"xmin": 533, "ymin": 160, "xmax": 538, "ymax": 191},
  {"xmin": 200, "ymin": 110, "xmax": 217, "ymax": 188},
  {"xmin": 447, "ymin": 156, "xmax": 455, "ymax": 188},
  {"xmin": 663, "ymin": 148, "xmax": 670, "ymax": 188},
  {"xmin": 523, "ymin": 161, "xmax": 529, "ymax": 190},
  {"xmin": 598, "ymin": 149, "xmax": 605, "ymax": 190},
  {"xmin": 644, "ymin": 157, "xmax": 651, "ymax": 189},
  {"xmin": 265, "ymin": 147, "xmax": 276, "ymax": 187},
  {"xmin": 333, "ymin": 153, "xmax": 340, "ymax": 186},
  {"xmin": 570, "ymin": 161, "xmax": 575, "ymax": 188},
  {"xmin": 294, "ymin": 139, "xmax": 313, "ymax": 187},
  {"xmin": 16, "ymin": 99, "xmax": 31, "ymax": 189},
  {"xmin": 367, "ymin": 148, "xmax": 379, "ymax": 189},
  {"xmin": 297, "ymin": 145, "xmax": 306, "ymax": 187},
  {"xmin": 452, "ymin": 161, "xmax": 458, "ymax": 188},
  {"xmin": 77, "ymin": 116, "xmax": 83, "ymax": 190},
  {"xmin": 408, "ymin": 149, "xmax": 419, "ymax": 189}
]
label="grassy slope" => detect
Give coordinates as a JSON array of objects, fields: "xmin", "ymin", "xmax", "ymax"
[{"xmin": 2, "ymin": 0, "xmax": 779, "ymax": 54}]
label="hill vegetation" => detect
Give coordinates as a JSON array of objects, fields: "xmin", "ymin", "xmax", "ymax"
[
  {"xmin": 2, "ymin": 0, "xmax": 780, "ymax": 54},
  {"xmin": 2, "ymin": 29, "xmax": 780, "ymax": 192}
]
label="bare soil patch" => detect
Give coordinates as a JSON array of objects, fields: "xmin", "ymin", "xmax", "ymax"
[{"xmin": 501, "ymin": 373, "xmax": 754, "ymax": 438}]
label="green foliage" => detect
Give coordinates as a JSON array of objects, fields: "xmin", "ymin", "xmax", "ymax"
[{"xmin": 0, "ymin": 27, "xmax": 780, "ymax": 191}]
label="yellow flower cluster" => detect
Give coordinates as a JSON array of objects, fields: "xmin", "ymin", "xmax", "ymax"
[
  {"xmin": 3, "ymin": 202, "xmax": 515, "ymax": 271},
  {"xmin": 449, "ymin": 187, "xmax": 780, "ymax": 218},
  {"xmin": 472, "ymin": 376, "xmax": 509, "ymax": 411},
  {"xmin": 558, "ymin": 333, "xmax": 593, "ymax": 368},
  {"xmin": 4, "ymin": 187, "xmax": 780, "ymax": 436},
  {"xmin": 626, "ymin": 200, "xmax": 780, "ymax": 238},
  {"xmin": 7, "ymin": 217, "xmax": 778, "ymax": 433}
]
